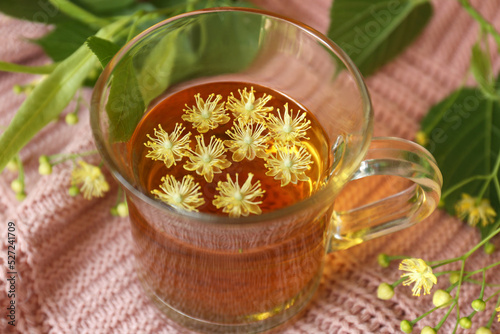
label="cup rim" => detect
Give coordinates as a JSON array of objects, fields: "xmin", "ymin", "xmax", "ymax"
[{"xmin": 91, "ymin": 7, "xmax": 373, "ymax": 225}]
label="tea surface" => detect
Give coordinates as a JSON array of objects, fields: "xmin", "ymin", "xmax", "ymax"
[{"xmin": 128, "ymin": 81, "xmax": 329, "ymax": 216}]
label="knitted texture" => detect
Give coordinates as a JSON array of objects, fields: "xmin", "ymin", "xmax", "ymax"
[{"xmin": 1, "ymin": 1, "xmax": 500, "ymax": 333}]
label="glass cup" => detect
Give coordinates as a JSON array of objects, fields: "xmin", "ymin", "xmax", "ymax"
[{"xmin": 90, "ymin": 8, "xmax": 442, "ymax": 334}]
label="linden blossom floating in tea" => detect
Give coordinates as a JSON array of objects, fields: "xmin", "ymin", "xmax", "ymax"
[{"xmin": 128, "ymin": 82, "xmax": 327, "ymax": 218}]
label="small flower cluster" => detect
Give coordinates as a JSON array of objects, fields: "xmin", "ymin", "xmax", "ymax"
[
  {"xmin": 144, "ymin": 87, "xmax": 314, "ymax": 217},
  {"xmin": 33, "ymin": 152, "xmax": 124, "ymax": 216},
  {"xmin": 376, "ymin": 220, "xmax": 500, "ymax": 334}
]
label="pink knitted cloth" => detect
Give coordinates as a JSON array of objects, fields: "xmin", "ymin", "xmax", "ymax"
[{"xmin": 1, "ymin": 1, "xmax": 500, "ymax": 333}]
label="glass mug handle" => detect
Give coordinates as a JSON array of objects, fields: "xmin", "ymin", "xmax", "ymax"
[{"xmin": 329, "ymin": 137, "xmax": 443, "ymax": 251}]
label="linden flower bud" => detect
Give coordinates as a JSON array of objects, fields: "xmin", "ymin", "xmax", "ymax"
[
  {"xmin": 484, "ymin": 242, "xmax": 495, "ymax": 254},
  {"xmin": 377, "ymin": 283, "xmax": 394, "ymax": 300},
  {"xmin": 11, "ymin": 179, "xmax": 24, "ymax": 194},
  {"xmin": 472, "ymin": 299, "xmax": 486, "ymax": 312},
  {"xmin": 377, "ymin": 253, "xmax": 391, "ymax": 268},
  {"xmin": 432, "ymin": 289, "xmax": 452, "ymax": 308},
  {"xmin": 476, "ymin": 327, "xmax": 492, "ymax": 334},
  {"xmin": 65, "ymin": 113, "xmax": 79, "ymax": 125},
  {"xmin": 459, "ymin": 317, "xmax": 472, "ymax": 329},
  {"xmin": 12, "ymin": 84, "xmax": 23, "ymax": 94},
  {"xmin": 400, "ymin": 320, "xmax": 413, "ymax": 333},
  {"xmin": 6, "ymin": 159, "xmax": 18, "ymax": 172},
  {"xmin": 39, "ymin": 162, "xmax": 53, "ymax": 175},
  {"xmin": 68, "ymin": 185, "xmax": 80, "ymax": 197},
  {"xmin": 16, "ymin": 191, "xmax": 27, "ymax": 201},
  {"xmin": 421, "ymin": 326, "xmax": 436, "ymax": 334},
  {"xmin": 449, "ymin": 272, "xmax": 460, "ymax": 285},
  {"xmin": 117, "ymin": 202, "xmax": 129, "ymax": 217},
  {"xmin": 39, "ymin": 155, "xmax": 50, "ymax": 164}
]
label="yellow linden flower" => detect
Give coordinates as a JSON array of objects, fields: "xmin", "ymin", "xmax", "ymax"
[
  {"xmin": 144, "ymin": 123, "xmax": 191, "ymax": 168},
  {"xmin": 265, "ymin": 145, "xmax": 313, "ymax": 187},
  {"xmin": 455, "ymin": 193, "xmax": 497, "ymax": 227},
  {"xmin": 399, "ymin": 258, "xmax": 437, "ymax": 296},
  {"xmin": 496, "ymin": 306, "xmax": 500, "ymax": 322},
  {"xmin": 151, "ymin": 175, "xmax": 205, "ymax": 212},
  {"xmin": 213, "ymin": 173, "xmax": 265, "ymax": 217},
  {"xmin": 227, "ymin": 87, "xmax": 273, "ymax": 123},
  {"xmin": 266, "ymin": 103, "xmax": 311, "ymax": 146},
  {"xmin": 182, "ymin": 93, "xmax": 230, "ymax": 133},
  {"xmin": 184, "ymin": 135, "xmax": 231, "ymax": 182},
  {"xmin": 71, "ymin": 161, "xmax": 110, "ymax": 200},
  {"xmin": 224, "ymin": 118, "xmax": 269, "ymax": 162}
]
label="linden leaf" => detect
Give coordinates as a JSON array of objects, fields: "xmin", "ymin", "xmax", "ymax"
[
  {"xmin": 106, "ymin": 56, "xmax": 146, "ymax": 142},
  {"xmin": 328, "ymin": 0, "xmax": 433, "ymax": 76},
  {"xmin": 34, "ymin": 20, "xmax": 97, "ymax": 62},
  {"xmin": 0, "ymin": 18, "xmax": 132, "ymax": 172},
  {"xmin": 73, "ymin": 0, "xmax": 135, "ymax": 15},
  {"xmin": 0, "ymin": 0, "xmax": 69, "ymax": 24},
  {"xmin": 86, "ymin": 36, "xmax": 121, "ymax": 68},
  {"xmin": 419, "ymin": 81, "xmax": 500, "ymax": 239},
  {"xmin": 470, "ymin": 42, "xmax": 497, "ymax": 99}
]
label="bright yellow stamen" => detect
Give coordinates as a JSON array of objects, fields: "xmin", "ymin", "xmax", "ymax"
[
  {"xmin": 182, "ymin": 93, "xmax": 230, "ymax": 133},
  {"xmin": 399, "ymin": 258, "xmax": 437, "ymax": 297},
  {"xmin": 184, "ymin": 135, "xmax": 231, "ymax": 182},
  {"xmin": 227, "ymin": 87, "xmax": 273, "ymax": 123},
  {"xmin": 151, "ymin": 174, "xmax": 205, "ymax": 212},
  {"xmin": 265, "ymin": 144, "xmax": 313, "ymax": 186},
  {"xmin": 213, "ymin": 173, "xmax": 265, "ymax": 217},
  {"xmin": 266, "ymin": 103, "xmax": 310, "ymax": 146},
  {"xmin": 224, "ymin": 118, "xmax": 269, "ymax": 162},
  {"xmin": 71, "ymin": 161, "xmax": 110, "ymax": 200},
  {"xmin": 144, "ymin": 123, "xmax": 191, "ymax": 168}
]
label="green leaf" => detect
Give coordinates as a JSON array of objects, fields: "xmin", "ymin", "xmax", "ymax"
[
  {"xmin": 72, "ymin": 0, "xmax": 135, "ymax": 15},
  {"xmin": 0, "ymin": 17, "xmax": 132, "ymax": 172},
  {"xmin": 106, "ymin": 57, "xmax": 146, "ymax": 142},
  {"xmin": 86, "ymin": 36, "xmax": 121, "ymax": 68},
  {"xmin": 471, "ymin": 42, "xmax": 497, "ymax": 99},
  {"xmin": 0, "ymin": 0, "xmax": 69, "ymax": 24},
  {"xmin": 420, "ymin": 83, "xmax": 500, "ymax": 239},
  {"xmin": 34, "ymin": 20, "xmax": 97, "ymax": 62},
  {"xmin": 47, "ymin": 0, "xmax": 109, "ymax": 28},
  {"xmin": 327, "ymin": 0, "xmax": 433, "ymax": 76}
]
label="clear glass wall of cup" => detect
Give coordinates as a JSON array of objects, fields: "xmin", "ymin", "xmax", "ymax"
[{"xmin": 91, "ymin": 8, "xmax": 442, "ymax": 334}]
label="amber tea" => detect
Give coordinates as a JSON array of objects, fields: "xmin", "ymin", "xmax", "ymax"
[
  {"xmin": 129, "ymin": 82, "xmax": 328, "ymax": 215},
  {"xmin": 126, "ymin": 81, "xmax": 331, "ymax": 324}
]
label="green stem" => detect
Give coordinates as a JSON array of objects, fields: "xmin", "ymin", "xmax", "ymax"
[
  {"xmin": 48, "ymin": 0, "xmax": 110, "ymax": 28},
  {"xmin": 440, "ymin": 174, "xmax": 490, "ymax": 200},
  {"xmin": 458, "ymin": 0, "xmax": 500, "ymax": 51},
  {"xmin": 391, "ymin": 277, "xmax": 406, "ymax": 288},
  {"xmin": 429, "ymin": 256, "xmax": 463, "ymax": 269},
  {"xmin": 454, "ymin": 260, "xmax": 466, "ymax": 324},
  {"xmin": 479, "ymin": 269, "xmax": 486, "ymax": 299},
  {"xmin": 50, "ymin": 150, "xmax": 99, "ymax": 165},
  {"xmin": 484, "ymin": 289, "xmax": 500, "ymax": 303},
  {"xmin": 486, "ymin": 294, "xmax": 500, "ymax": 328},
  {"xmin": 0, "ymin": 61, "xmax": 57, "ymax": 75},
  {"xmin": 14, "ymin": 155, "xmax": 24, "ymax": 185},
  {"xmin": 412, "ymin": 301, "xmax": 454, "ymax": 324},
  {"xmin": 464, "ymin": 225, "xmax": 500, "ymax": 258},
  {"xmin": 435, "ymin": 301, "xmax": 457, "ymax": 331}
]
